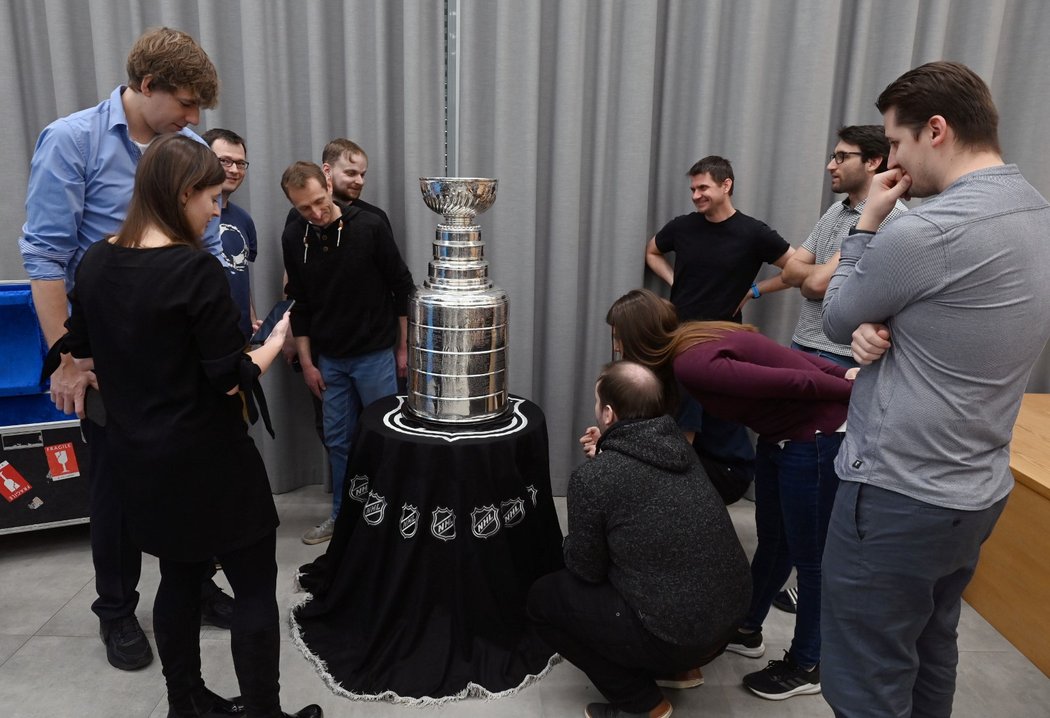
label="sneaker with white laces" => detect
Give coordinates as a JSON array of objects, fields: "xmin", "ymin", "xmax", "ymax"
[
  {"xmin": 302, "ymin": 517, "xmax": 335, "ymax": 545},
  {"xmin": 742, "ymin": 651, "xmax": 821, "ymax": 700},
  {"xmin": 725, "ymin": 628, "xmax": 765, "ymax": 658}
]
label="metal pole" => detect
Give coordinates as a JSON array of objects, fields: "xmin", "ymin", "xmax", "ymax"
[{"xmin": 445, "ymin": 0, "xmax": 461, "ymax": 176}]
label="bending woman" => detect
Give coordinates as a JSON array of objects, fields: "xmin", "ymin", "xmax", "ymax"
[
  {"xmin": 52, "ymin": 134, "xmax": 320, "ymax": 718},
  {"xmin": 603, "ymin": 288, "xmax": 854, "ymax": 702}
]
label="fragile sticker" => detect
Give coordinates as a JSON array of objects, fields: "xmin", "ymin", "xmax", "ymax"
[
  {"xmin": 45, "ymin": 442, "xmax": 81, "ymax": 481},
  {"xmin": 0, "ymin": 461, "xmax": 32, "ymax": 502}
]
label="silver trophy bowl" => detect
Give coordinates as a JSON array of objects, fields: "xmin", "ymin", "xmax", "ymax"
[
  {"xmin": 406, "ymin": 177, "xmax": 510, "ymax": 424},
  {"xmin": 419, "ymin": 178, "xmax": 498, "ymax": 226}
]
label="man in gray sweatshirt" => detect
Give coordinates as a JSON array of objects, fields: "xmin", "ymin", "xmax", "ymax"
[
  {"xmin": 821, "ymin": 61, "xmax": 1050, "ymax": 718},
  {"xmin": 527, "ymin": 361, "xmax": 751, "ymax": 718}
]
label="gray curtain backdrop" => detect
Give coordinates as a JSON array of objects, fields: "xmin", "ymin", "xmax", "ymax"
[{"xmin": 2, "ymin": 0, "xmax": 1048, "ymax": 494}]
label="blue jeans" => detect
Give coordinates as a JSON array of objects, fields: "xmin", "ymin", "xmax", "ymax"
[
  {"xmin": 318, "ymin": 349, "xmax": 397, "ymax": 519},
  {"xmin": 791, "ymin": 341, "xmax": 858, "ymax": 369},
  {"xmin": 743, "ymin": 433, "xmax": 842, "ymax": 668},
  {"xmin": 821, "ymin": 481, "xmax": 1006, "ymax": 718}
]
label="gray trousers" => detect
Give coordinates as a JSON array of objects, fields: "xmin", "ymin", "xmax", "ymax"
[{"xmin": 821, "ymin": 481, "xmax": 1006, "ymax": 718}]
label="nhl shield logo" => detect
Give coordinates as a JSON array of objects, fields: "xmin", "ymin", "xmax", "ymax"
[
  {"xmin": 399, "ymin": 504, "xmax": 420, "ymax": 539},
  {"xmin": 526, "ymin": 484, "xmax": 539, "ymax": 507},
  {"xmin": 363, "ymin": 491, "xmax": 387, "ymax": 526},
  {"xmin": 501, "ymin": 497, "xmax": 526, "ymax": 527},
  {"xmin": 471, "ymin": 505, "xmax": 501, "ymax": 539},
  {"xmin": 348, "ymin": 475, "xmax": 370, "ymax": 503},
  {"xmin": 431, "ymin": 507, "xmax": 456, "ymax": 541}
]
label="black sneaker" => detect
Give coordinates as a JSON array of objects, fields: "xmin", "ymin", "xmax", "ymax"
[
  {"xmin": 742, "ymin": 651, "xmax": 821, "ymax": 700},
  {"xmin": 725, "ymin": 628, "xmax": 765, "ymax": 658},
  {"xmin": 201, "ymin": 581, "xmax": 234, "ymax": 630},
  {"xmin": 773, "ymin": 586, "xmax": 798, "ymax": 614},
  {"xmin": 100, "ymin": 615, "xmax": 153, "ymax": 670}
]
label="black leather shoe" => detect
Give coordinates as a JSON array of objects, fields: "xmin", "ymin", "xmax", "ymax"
[
  {"xmin": 100, "ymin": 616, "xmax": 153, "ymax": 670},
  {"xmin": 283, "ymin": 705, "xmax": 323, "ymax": 718},
  {"xmin": 166, "ymin": 688, "xmax": 245, "ymax": 717},
  {"xmin": 205, "ymin": 688, "xmax": 244, "ymax": 715},
  {"xmin": 200, "ymin": 582, "xmax": 235, "ymax": 630}
]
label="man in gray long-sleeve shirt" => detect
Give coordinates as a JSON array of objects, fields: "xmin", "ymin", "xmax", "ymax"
[{"xmin": 821, "ymin": 61, "xmax": 1050, "ymax": 718}]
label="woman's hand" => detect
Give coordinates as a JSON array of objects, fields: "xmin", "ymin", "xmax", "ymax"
[
  {"xmin": 265, "ymin": 311, "xmax": 291, "ymax": 346},
  {"xmin": 845, "ymin": 367, "xmax": 860, "ymax": 381}
]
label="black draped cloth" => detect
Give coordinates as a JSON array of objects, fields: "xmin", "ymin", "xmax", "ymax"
[{"xmin": 293, "ymin": 396, "xmax": 564, "ymax": 702}]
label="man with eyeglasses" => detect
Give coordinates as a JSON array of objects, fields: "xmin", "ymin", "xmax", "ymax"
[
  {"xmin": 781, "ymin": 126, "xmax": 907, "ymax": 369},
  {"xmin": 203, "ymin": 128, "xmax": 259, "ymax": 341}
]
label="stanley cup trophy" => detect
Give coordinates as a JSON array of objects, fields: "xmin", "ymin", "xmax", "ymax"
[{"xmin": 406, "ymin": 178, "xmax": 509, "ymax": 424}]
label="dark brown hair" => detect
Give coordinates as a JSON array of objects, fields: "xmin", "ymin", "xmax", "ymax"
[
  {"xmin": 126, "ymin": 27, "xmax": 218, "ymax": 108},
  {"xmin": 875, "ymin": 61, "xmax": 1000, "ymax": 153},
  {"xmin": 115, "ymin": 135, "xmax": 225, "ymax": 249},
  {"xmin": 605, "ymin": 289, "xmax": 757, "ymax": 407},
  {"xmin": 201, "ymin": 127, "xmax": 246, "ymax": 152},
  {"xmin": 687, "ymin": 156, "xmax": 735, "ymax": 195},
  {"xmin": 837, "ymin": 125, "xmax": 890, "ymax": 171}
]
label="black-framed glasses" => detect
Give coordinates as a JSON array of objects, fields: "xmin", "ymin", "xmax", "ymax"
[
  {"xmin": 218, "ymin": 157, "xmax": 249, "ymax": 170},
  {"xmin": 828, "ymin": 151, "xmax": 863, "ymax": 165}
]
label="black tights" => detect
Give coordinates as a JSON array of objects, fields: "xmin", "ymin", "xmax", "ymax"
[{"xmin": 154, "ymin": 531, "xmax": 282, "ymax": 717}]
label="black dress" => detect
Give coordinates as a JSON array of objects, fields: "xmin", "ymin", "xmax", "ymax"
[{"xmin": 64, "ymin": 240, "xmax": 279, "ymax": 562}]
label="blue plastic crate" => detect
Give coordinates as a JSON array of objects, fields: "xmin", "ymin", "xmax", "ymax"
[{"xmin": 0, "ymin": 282, "xmax": 49, "ymax": 397}]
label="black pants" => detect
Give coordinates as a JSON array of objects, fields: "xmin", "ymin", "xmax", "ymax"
[
  {"xmin": 528, "ymin": 569, "xmax": 725, "ymax": 713},
  {"xmin": 84, "ymin": 419, "xmax": 142, "ymax": 623},
  {"xmin": 154, "ymin": 531, "xmax": 281, "ymax": 717}
]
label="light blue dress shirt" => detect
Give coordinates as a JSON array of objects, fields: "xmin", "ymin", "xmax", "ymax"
[{"xmin": 20, "ymin": 86, "xmax": 223, "ymax": 290}]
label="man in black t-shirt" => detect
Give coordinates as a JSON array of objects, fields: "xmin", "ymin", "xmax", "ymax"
[
  {"xmin": 644, "ymin": 156, "xmax": 794, "ymax": 503},
  {"xmin": 645, "ymin": 156, "xmax": 793, "ymax": 322}
]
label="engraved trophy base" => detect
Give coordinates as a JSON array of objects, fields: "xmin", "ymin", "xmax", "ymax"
[{"xmin": 405, "ymin": 286, "xmax": 510, "ymax": 425}]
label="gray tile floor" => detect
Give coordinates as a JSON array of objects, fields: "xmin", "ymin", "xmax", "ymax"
[{"xmin": 1, "ymin": 484, "xmax": 1047, "ymax": 717}]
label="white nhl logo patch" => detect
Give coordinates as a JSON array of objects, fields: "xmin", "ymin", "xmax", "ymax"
[
  {"xmin": 501, "ymin": 497, "xmax": 525, "ymax": 527},
  {"xmin": 348, "ymin": 475, "xmax": 370, "ymax": 503},
  {"xmin": 431, "ymin": 507, "xmax": 456, "ymax": 541},
  {"xmin": 399, "ymin": 504, "xmax": 419, "ymax": 538},
  {"xmin": 471, "ymin": 505, "xmax": 500, "ymax": 539},
  {"xmin": 363, "ymin": 491, "xmax": 387, "ymax": 526}
]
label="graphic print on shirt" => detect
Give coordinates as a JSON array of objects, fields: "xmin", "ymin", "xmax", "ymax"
[{"xmin": 219, "ymin": 222, "xmax": 251, "ymax": 273}]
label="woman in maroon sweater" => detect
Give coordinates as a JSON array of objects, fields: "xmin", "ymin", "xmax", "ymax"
[{"xmin": 605, "ymin": 289, "xmax": 856, "ymax": 702}]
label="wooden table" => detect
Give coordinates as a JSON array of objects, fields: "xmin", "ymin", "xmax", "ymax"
[{"xmin": 964, "ymin": 393, "xmax": 1050, "ymax": 676}]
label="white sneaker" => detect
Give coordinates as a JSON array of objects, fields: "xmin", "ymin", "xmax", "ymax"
[{"xmin": 302, "ymin": 517, "xmax": 335, "ymax": 545}]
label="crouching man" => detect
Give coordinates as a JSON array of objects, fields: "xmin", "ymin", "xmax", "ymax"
[{"xmin": 527, "ymin": 361, "xmax": 751, "ymax": 718}]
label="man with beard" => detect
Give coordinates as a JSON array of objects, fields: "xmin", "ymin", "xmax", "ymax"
[{"xmin": 782, "ymin": 126, "xmax": 907, "ymax": 369}]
